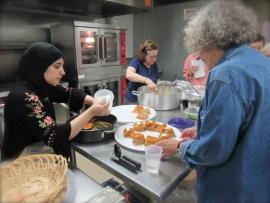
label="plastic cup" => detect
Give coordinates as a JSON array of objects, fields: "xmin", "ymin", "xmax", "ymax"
[
  {"xmin": 145, "ymin": 145, "xmax": 163, "ymax": 174},
  {"xmin": 94, "ymin": 89, "xmax": 114, "ymax": 113}
]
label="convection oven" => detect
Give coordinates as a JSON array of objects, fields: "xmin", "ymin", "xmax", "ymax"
[{"xmin": 50, "ymin": 21, "xmax": 126, "ymax": 105}]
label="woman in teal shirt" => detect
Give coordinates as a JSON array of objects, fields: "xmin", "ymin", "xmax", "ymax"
[{"xmin": 125, "ymin": 40, "xmax": 159, "ymax": 103}]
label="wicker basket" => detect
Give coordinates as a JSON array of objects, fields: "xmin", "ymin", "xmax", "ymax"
[{"xmin": 0, "ymin": 154, "xmax": 68, "ymax": 203}]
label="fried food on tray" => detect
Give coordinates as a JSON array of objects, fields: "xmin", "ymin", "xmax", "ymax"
[
  {"xmin": 83, "ymin": 120, "xmax": 112, "ymax": 130},
  {"xmin": 124, "ymin": 128, "xmax": 133, "ymax": 137},
  {"xmin": 145, "ymin": 121, "xmax": 166, "ymax": 133},
  {"xmin": 123, "ymin": 121, "xmax": 176, "ymax": 146},
  {"xmin": 133, "ymin": 105, "xmax": 151, "ymax": 120},
  {"xmin": 132, "ymin": 137, "xmax": 145, "ymax": 146},
  {"xmin": 124, "ymin": 128, "xmax": 145, "ymax": 145},
  {"xmin": 159, "ymin": 133, "xmax": 173, "ymax": 140},
  {"xmin": 83, "ymin": 121, "xmax": 94, "ymax": 130},
  {"xmin": 163, "ymin": 127, "xmax": 175, "ymax": 137},
  {"xmin": 133, "ymin": 105, "xmax": 144, "ymax": 113},
  {"xmin": 129, "ymin": 131, "xmax": 144, "ymax": 139},
  {"xmin": 94, "ymin": 121, "xmax": 112, "ymax": 129},
  {"xmin": 145, "ymin": 135, "xmax": 160, "ymax": 146},
  {"xmin": 133, "ymin": 122, "xmax": 146, "ymax": 131},
  {"xmin": 143, "ymin": 108, "xmax": 150, "ymax": 114},
  {"xmin": 153, "ymin": 122, "xmax": 167, "ymax": 133},
  {"xmin": 136, "ymin": 111, "xmax": 149, "ymax": 120},
  {"xmin": 145, "ymin": 120, "xmax": 154, "ymax": 128}
]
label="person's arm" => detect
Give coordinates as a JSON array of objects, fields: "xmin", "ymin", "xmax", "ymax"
[
  {"xmin": 18, "ymin": 90, "xmax": 109, "ymax": 157},
  {"xmin": 69, "ymin": 100, "xmax": 109, "ymax": 140},
  {"xmin": 156, "ymin": 127, "xmax": 197, "ymax": 158},
  {"xmin": 180, "ymin": 80, "xmax": 245, "ymax": 168},
  {"xmin": 182, "ymin": 55, "xmax": 198, "ymax": 81},
  {"xmin": 126, "ymin": 66, "xmax": 148, "ymax": 84},
  {"xmin": 48, "ymin": 85, "xmax": 87, "ymax": 111},
  {"xmin": 83, "ymin": 95, "xmax": 94, "ymax": 106},
  {"xmin": 17, "ymin": 91, "xmax": 71, "ymax": 157},
  {"xmin": 126, "ymin": 66, "xmax": 157, "ymax": 91}
]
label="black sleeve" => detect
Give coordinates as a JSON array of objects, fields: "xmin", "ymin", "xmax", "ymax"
[
  {"xmin": 18, "ymin": 91, "xmax": 72, "ymax": 158},
  {"xmin": 48, "ymin": 85, "xmax": 87, "ymax": 112}
]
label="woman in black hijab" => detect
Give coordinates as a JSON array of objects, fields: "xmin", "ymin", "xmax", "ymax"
[{"xmin": 1, "ymin": 42, "xmax": 109, "ymax": 160}]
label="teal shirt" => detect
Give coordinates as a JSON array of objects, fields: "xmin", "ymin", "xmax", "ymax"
[{"xmin": 125, "ymin": 58, "xmax": 158, "ymax": 102}]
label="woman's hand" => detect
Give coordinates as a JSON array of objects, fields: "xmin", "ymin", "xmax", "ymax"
[
  {"xmin": 181, "ymin": 127, "xmax": 197, "ymax": 140},
  {"xmin": 90, "ymin": 99, "xmax": 110, "ymax": 116},
  {"xmin": 84, "ymin": 95, "xmax": 94, "ymax": 105},
  {"xmin": 156, "ymin": 127, "xmax": 197, "ymax": 159},
  {"xmin": 155, "ymin": 139, "xmax": 179, "ymax": 159},
  {"xmin": 69, "ymin": 98, "xmax": 109, "ymax": 140},
  {"xmin": 188, "ymin": 66, "xmax": 198, "ymax": 77},
  {"xmin": 145, "ymin": 78, "xmax": 157, "ymax": 92}
]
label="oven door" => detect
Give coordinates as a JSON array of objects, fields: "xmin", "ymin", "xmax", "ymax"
[
  {"xmin": 100, "ymin": 29, "xmax": 120, "ymax": 67},
  {"xmin": 75, "ymin": 27, "xmax": 100, "ymax": 68},
  {"xmin": 103, "ymin": 78, "xmax": 121, "ymax": 106}
]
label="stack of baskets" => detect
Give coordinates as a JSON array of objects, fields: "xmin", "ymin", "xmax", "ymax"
[{"xmin": 0, "ymin": 154, "xmax": 68, "ymax": 203}]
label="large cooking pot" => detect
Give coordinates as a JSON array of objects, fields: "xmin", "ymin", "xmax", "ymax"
[
  {"xmin": 132, "ymin": 85, "xmax": 181, "ymax": 110},
  {"xmin": 73, "ymin": 114, "xmax": 117, "ymax": 143}
]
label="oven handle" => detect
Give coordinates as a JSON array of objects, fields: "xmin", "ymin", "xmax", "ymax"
[
  {"xmin": 102, "ymin": 35, "xmax": 106, "ymax": 61},
  {"xmin": 98, "ymin": 35, "xmax": 103, "ymax": 61}
]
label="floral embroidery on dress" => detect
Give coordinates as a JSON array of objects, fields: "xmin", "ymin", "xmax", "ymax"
[{"xmin": 25, "ymin": 92, "xmax": 56, "ymax": 146}]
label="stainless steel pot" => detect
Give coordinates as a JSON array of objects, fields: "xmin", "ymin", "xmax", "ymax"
[{"xmin": 132, "ymin": 85, "xmax": 181, "ymax": 110}]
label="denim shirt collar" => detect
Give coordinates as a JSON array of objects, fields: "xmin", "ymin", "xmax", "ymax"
[{"xmin": 217, "ymin": 44, "xmax": 249, "ymax": 65}]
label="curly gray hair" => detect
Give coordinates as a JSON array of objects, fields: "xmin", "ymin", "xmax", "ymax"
[{"xmin": 184, "ymin": 0, "xmax": 258, "ymax": 53}]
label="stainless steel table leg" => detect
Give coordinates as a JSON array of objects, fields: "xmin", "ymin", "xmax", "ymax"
[{"xmin": 70, "ymin": 148, "xmax": 77, "ymax": 166}]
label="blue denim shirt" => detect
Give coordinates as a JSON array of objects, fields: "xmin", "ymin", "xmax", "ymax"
[{"xmin": 180, "ymin": 44, "xmax": 270, "ymax": 203}]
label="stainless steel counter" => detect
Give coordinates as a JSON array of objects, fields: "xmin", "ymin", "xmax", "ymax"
[{"xmin": 71, "ymin": 109, "xmax": 190, "ymax": 203}]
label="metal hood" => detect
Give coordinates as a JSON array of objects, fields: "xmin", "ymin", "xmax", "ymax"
[{"xmin": 104, "ymin": 0, "xmax": 148, "ymax": 9}]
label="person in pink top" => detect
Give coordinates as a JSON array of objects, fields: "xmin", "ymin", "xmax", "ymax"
[{"xmin": 182, "ymin": 53, "xmax": 209, "ymax": 86}]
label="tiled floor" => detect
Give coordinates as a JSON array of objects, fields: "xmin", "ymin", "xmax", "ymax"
[
  {"xmin": 164, "ymin": 171, "xmax": 197, "ymax": 203},
  {"xmin": 76, "ymin": 152, "xmax": 197, "ymax": 203}
]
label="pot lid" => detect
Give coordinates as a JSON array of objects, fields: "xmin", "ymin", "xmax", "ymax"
[{"xmin": 168, "ymin": 117, "xmax": 194, "ymax": 130}]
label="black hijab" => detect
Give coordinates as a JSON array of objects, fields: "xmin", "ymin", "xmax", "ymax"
[{"xmin": 17, "ymin": 42, "xmax": 63, "ymax": 97}]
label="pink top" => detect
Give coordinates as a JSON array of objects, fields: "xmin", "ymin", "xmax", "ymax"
[{"xmin": 182, "ymin": 54, "xmax": 209, "ymax": 86}]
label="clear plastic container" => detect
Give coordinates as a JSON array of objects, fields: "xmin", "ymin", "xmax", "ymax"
[
  {"xmin": 94, "ymin": 89, "xmax": 114, "ymax": 113},
  {"xmin": 184, "ymin": 107, "xmax": 199, "ymax": 120}
]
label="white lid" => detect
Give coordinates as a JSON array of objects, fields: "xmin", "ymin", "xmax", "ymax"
[{"xmin": 94, "ymin": 89, "xmax": 114, "ymax": 101}]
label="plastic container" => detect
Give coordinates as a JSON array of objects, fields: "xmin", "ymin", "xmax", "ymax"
[
  {"xmin": 184, "ymin": 107, "xmax": 198, "ymax": 120},
  {"xmin": 94, "ymin": 89, "xmax": 114, "ymax": 113},
  {"xmin": 145, "ymin": 145, "xmax": 163, "ymax": 174},
  {"xmin": 168, "ymin": 117, "xmax": 194, "ymax": 131}
]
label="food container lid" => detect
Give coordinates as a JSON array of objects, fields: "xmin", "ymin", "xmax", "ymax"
[
  {"xmin": 94, "ymin": 89, "xmax": 114, "ymax": 101},
  {"xmin": 94, "ymin": 89, "xmax": 114, "ymax": 112},
  {"xmin": 168, "ymin": 117, "xmax": 195, "ymax": 130}
]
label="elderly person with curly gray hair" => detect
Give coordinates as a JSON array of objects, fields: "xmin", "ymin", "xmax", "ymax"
[{"xmin": 156, "ymin": 1, "xmax": 270, "ymax": 202}]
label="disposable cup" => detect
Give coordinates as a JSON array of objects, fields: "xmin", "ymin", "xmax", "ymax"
[
  {"xmin": 145, "ymin": 145, "xmax": 163, "ymax": 174},
  {"xmin": 94, "ymin": 89, "xmax": 114, "ymax": 113}
]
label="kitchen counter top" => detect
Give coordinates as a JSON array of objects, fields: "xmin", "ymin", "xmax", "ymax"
[{"xmin": 71, "ymin": 108, "xmax": 190, "ymax": 202}]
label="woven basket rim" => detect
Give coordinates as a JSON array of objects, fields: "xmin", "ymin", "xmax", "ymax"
[{"xmin": 0, "ymin": 154, "xmax": 68, "ymax": 203}]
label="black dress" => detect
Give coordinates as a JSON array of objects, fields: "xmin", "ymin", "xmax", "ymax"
[{"xmin": 1, "ymin": 84, "xmax": 86, "ymax": 160}]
